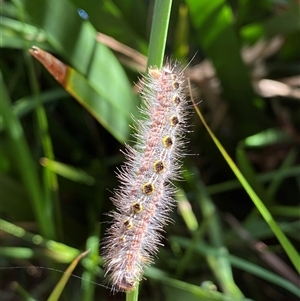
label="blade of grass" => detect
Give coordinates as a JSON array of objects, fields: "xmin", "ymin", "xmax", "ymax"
[
  {"xmin": 174, "ymin": 206, "xmax": 210, "ymax": 278},
  {"xmin": 1, "ymin": 247, "xmax": 35, "ymax": 259},
  {"xmin": 40, "ymin": 158, "xmax": 95, "ymax": 185},
  {"xmin": 0, "ymin": 219, "xmax": 79, "ymax": 263},
  {"xmin": 146, "ymin": 267, "xmax": 239, "ymax": 301},
  {"xmin": 0, "ymin": 16, "xmax": 53, "ymax": 51},
  {"xmin": 236, "ymin": 129, "xmax": 296, "ymax": 206},
  {"xmin": 191, "ymin": 95, "xmax": 300, "ymax": 274},
  {"xmin": 176, "ymin": 188, "xmax": 198, "ymax": 232},
  {"xmin": 174, "ymin": 236, "xmax": 300, "ymax": 297},
  {"xmin": 224, "ymin": 213, "xmax": 299, "ymax": 286},
  {"xmin": 236, "ymin": 143, "xmax": 271, "ymax": 204},
  {"xmin": 11, "ymin": 282, "xmax": 37, "ymax": 301},
  {"xmin": 0, "ymin": 72, "xmax": 54, "ymax": 238},
  {"xmin": 0, "ymin": 246, "xmax": 79, "ymax": 262},
  {"xmin": 13, "ymin": 0, "xmax": 61, "ymax": 240},
  {"xmin": 47, "ymin": 250, "xmax": 90, "ymax": 301},
  {"xmin": 0, "ymin": 89, "xmax": 68, "ymax": 131},
  {"xmin": 147, "ymin": 0, "xmax": 173, "ymax": 68},
  {"xmin": 126, "ymin": 283, "xmax": 139, "ymax": 301},
  {"xmin": 267, "ymin": 148, "xmax": 298, "ymax": 201},
  {"xmin": 29, "ymin": 46, "xmax": 131, "ymax": 142},
  {"xmin": 81, "ymin": 225, "xmax": 101, "ymax": 301},
  {"xmin": 268, "ymin": 206, "xmax": 300, "ymax": 219},
  {"xmin": 184, "ymin": 168, "xmax": 244, "ymax": 298},
  {"xmin": 27, "ymin": 49, "xmax": 62, "ymax": 240},
  {"xmin": 0, "ymin": 15, "xmax": 50, "ymax": 49}
]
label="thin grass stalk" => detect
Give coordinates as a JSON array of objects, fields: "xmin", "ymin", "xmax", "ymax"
[
  {"xmin": 188, "ymin": 168, "xmax": 244, "ymax": 298},
  {"xmin": 25, "ymin": 52, "xmax": 62, "ymax": 240},
  {"xmin": 12, "ymin": 0, "xmax": 61, "ymax": 240},
  {"xmin": 191, "ymin": 95, "xmax": 300, "ymax": 274},
  {"xmin": 0, "ymin": 73, "xmax": 50, "ymax": 237},
  {"xmin": 147, "ymin": 0, "xmax": 173, "ymax": 68}
]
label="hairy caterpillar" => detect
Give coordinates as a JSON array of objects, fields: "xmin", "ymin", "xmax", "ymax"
[{"xmin": 102, "ymin": 62, "xmax": 189, "ymax": 292}]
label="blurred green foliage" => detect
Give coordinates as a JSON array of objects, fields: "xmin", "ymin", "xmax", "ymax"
[{"xmin": 1, "ymin": 0, "xmax": 299, "ymax": 300}]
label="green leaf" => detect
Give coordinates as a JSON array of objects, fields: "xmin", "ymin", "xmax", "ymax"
[
  {"xmin": 40, "ymin": 158, "xmax": 95, "ymax": 185},
  {"xmin": 22, "ymin": 0, "xmax": 138, "ymax": 142},
  {"xmin": 71, "ymin": 0, "xmax": 148, "ymax": 54}
]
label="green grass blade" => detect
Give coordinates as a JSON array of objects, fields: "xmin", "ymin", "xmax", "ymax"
[
  {"xmin": 1, "ymin": 247, "xmax": 35, "ymax": 259},
  {"xmin": 174, "ymin": 209, "xmax": 209, "ymax": 279},
  {"xmin": 229, "ymin": 255, "xmax": 300, "ymax": 297},
  {"xmin": 236, "ymin": 143, "xmax": 271, "ymax": 204},
  {"xmin": 47, "ymin": 250, "xmax": 90, "ymax": 301},
  {"xmin": 147, "ymin": 0, "xmax": 173, "ymax": 68},
  {"xmin": 237, "ymin": 129, "xmax": 295, "ymax": 206},
  {"xmin": 27, "ymin": 56, "xmax": 61, "ymax": 240},
  {"xmin": 12, "ymin": 0, "xmax": 62, "ymax": 240},
  {"xmin": 266, "ymin": 148, "xmax": 298, "ymax": 201},
  {"xmin": 126, "ymin": 283, "xmax": 139, "ymax": 301},
  {"xmin": 0, "ymin": 72, "xmax": 55, "ymax": 238},
  {"xmin": 29, "ymin": 46, "xmax": 133, "ymax": 142},
  {"xmin": 81, "ymin": 229, "xmax": 101, "ymax": 301},
  {"xmin": 40, "ymin": 158, "xmax": 95, "ymax": 185},
  {"xmin": 0, "ymin": 15, "xmax": 50, "ymax": 50},
  {"xmin": 176, "ymin": 188, "xmax": 198, "ymax": 232},
  {"xmin": 269, "ymin": 206, "xmax": 300, "ymax": 219},
  {"xmin": 174, "ymin": 236, "xmax": 300, "ymax": 297},
  {"xmin": 11, "ymin": 282, "xmax": 37, "ymax": 301},
  {"xmin": 0, "ymin": 89, "xmax": 68, "ymax": 131},
  {"xmin": 0, "ymin": 219, "xmax": 80, "ymax": 262},
  {"xmin": 146, "ymin": 267, "xmax": 241, "ymax": 301},
  {"xmin": 192, "ymin": 101, "xmax": 300, "ymax": 274},
  {"xmin": 184, "ymin": 169, "xmax": 244, "ymax": 298}
]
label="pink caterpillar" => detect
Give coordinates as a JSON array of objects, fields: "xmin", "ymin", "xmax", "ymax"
[{"xmin": 102, "ymin": 62, "xmax": 189, "ymax": 292}]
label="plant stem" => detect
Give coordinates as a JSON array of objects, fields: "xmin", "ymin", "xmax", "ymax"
[{"xmin": 147, "ymin": 0, "xmax": 173, "ymax": 69}]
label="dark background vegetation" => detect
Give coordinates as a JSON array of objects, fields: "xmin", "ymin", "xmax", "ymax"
[{"xmin": 1, "ymin": 0, "xmax": 299, "ymax": 300}]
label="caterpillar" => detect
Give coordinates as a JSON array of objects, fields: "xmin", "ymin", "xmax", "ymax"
[{"xmin": 102, "ymin": 62, "xmax": 189, "ymax": 292}]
